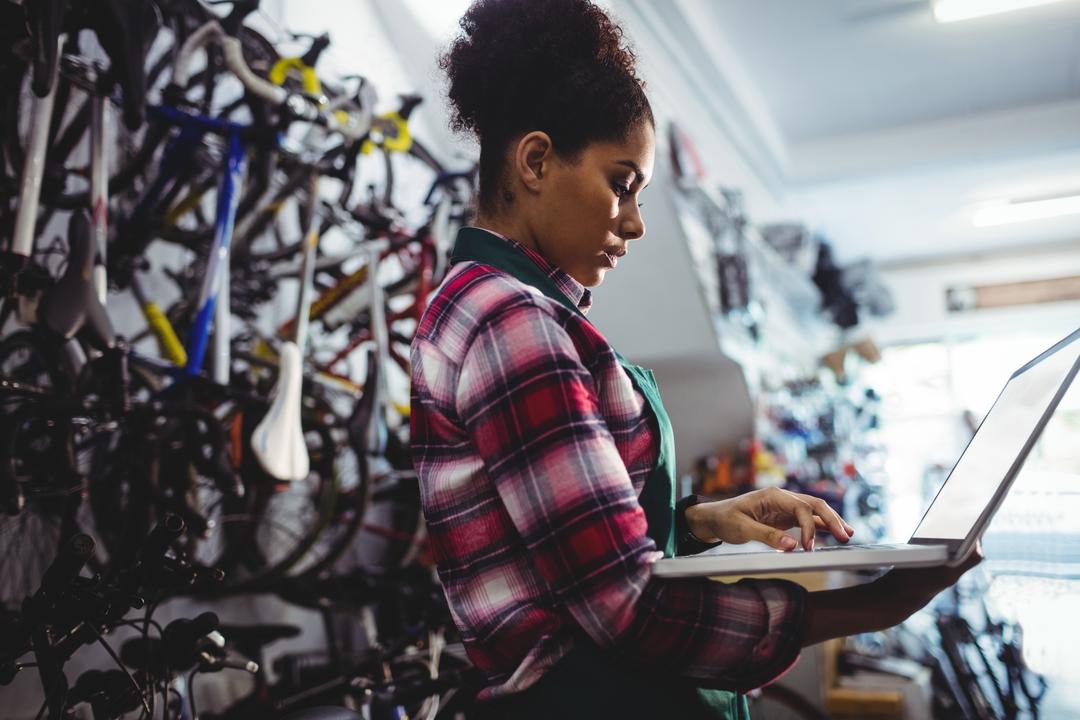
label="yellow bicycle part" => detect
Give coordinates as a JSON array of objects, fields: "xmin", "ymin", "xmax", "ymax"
[
  {"xmin": 142, "ymin": 301, "xmax": 188, "ymax": 367},
  {"xmin": 164, "ymin": 180, "xmax": 213, "ymax": 227},
  {"xmin": 269, "ymin": 56, "xmax": 323, "ymax": 96},
  {"xmin": 251, "ymin": 337, "xmax": 365, "ymax": 397},
  {"xmin": 361, "ymin": 112, "xmax": 412, "ymax": 155}
]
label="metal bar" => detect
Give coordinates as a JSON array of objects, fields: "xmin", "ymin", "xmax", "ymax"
[
  {"xmin": 10, "ymin": 37, "xmax": 64, "ymax": 263},
  {"xmin": 89, "ymin": 86, "xmax": 109, "ymax": 304},
  {"xmin": 187, "ymin": 129, "xmax": 246, "ymax": 379}
]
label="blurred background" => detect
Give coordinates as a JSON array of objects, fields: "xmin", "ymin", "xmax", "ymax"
[{"xmin": 1, "ymin": 0, "xmax": 1078, "ymax": 718}]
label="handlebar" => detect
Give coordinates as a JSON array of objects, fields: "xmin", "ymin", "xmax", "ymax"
[
  {"xmin": 169, "ymin": 19, "xmax": 368, "ymax": 141},
  {"xmin": 300, "ymin": 33, "xmax": 331, "ymax": 67},
  {"xmin": 35, "ymin": 533, "xmax": 94, "ymax": 605},
  {"xmin": 137, "ymin": 513, "xmax": 186, "ymax": 563},
  {"xmin": 163, "ymin": 612, "xmax": 219, "ymax": 664},
  {"xmin": 171, "ymin": 21, "xmax": 287, "ymax": 106}
]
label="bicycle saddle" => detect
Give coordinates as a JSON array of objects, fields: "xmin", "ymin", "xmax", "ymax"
[
  {"xmin": 251, "ymin": 341, "xmax": 310, "ymax": 481},
  {"xmin": 40, "ymin": 210, "xmax": 116, "ymax": 348},
  {"xmin": 346, "ymin": 346, "xmax": 385, "ymax": 456}
]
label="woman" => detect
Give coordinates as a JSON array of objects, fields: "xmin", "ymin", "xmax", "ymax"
[{"xmin": 409, "ymin": 1, "xmax": 979, "ymax": 717}]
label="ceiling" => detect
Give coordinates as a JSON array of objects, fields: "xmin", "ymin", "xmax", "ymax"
[{"xmin": 679, "ymin": 0, "xmax": 1080, "ymax": 263}]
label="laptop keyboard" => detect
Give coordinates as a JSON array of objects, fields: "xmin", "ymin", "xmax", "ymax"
[{"xmin": 808, "ymin": 543, "xmax": 907, "ymax": 552}]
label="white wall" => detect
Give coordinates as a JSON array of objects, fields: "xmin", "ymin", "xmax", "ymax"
[{"xmin": 866, "ymin": 240, "xmax": 1080, "ymax": 346}]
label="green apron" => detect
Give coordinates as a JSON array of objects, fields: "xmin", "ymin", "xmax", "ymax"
[{"xmin": 451, "ymin": 228, "xmax": 748, "ymax": 720}]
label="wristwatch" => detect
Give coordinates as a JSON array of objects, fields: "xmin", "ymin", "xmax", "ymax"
[{"xmin": 675, "ymin": 494, "xmax": 723, "ymax": 556}]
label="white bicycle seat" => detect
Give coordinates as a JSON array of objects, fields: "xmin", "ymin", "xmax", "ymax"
[{"xmin": 251, "ymin": 341, "xmax": 309, "ymax": 481}]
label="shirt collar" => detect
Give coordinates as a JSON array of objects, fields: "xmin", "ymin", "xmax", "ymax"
[{"xmin": 468, "ymin": 226, "xmax": 593, "ymax": 315}]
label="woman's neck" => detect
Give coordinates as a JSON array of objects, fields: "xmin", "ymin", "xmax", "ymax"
[{"xmin": 474, "ymin": 213, "xmax": 541, "ymax": 255}]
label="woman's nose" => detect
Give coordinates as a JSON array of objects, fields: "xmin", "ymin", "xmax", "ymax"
[{"xmin": 620, "ymin": 205, "xmax": 646, "ymax": 241}]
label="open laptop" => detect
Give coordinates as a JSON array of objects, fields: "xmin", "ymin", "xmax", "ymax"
[{"xmin": 653, "ymin": 326, "xmax": 1080, "ymax": 578}]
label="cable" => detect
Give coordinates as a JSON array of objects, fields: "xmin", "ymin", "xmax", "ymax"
[
  {"xmin": 144, "ymin": 604, "xmax": 162, "ymax": 720},
  {"xmin": 87, "ymin": 622, "xmax": 153, "ymax": 717},
  {"xmin": 187, "ymin": 668, "xmax": 200, "ymax": 720},
  {"xmin": 33, "ymin": 698, "xmax": 47, "ymax": 720},
  {"xmin": 168, "ymin": 686, "xmax": 184, "ymax": 720}
]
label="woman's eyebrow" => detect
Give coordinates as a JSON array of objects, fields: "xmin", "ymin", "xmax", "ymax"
[{"xmin": 615, "ymin": 160, "xmax": 648, "ymax": 187}]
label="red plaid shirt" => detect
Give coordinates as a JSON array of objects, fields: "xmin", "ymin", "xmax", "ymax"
[{"xmin": 410, "ymin": 229, "xmax": 806, "ymax": 699}]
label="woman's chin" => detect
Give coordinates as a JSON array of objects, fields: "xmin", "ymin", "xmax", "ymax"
[{"xmin": 584, "ymin": 269, "xmax": 607, "ymax": 288}]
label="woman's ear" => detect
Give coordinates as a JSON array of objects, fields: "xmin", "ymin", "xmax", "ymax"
[{"xmin": 513, "ymin": 131, "xmax": 553, "ymax": 194}]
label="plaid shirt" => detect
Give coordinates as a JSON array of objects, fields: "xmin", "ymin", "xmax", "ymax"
[{"xmin": 410, "ymin": 229, "xmax": 806, "ymax": 699}]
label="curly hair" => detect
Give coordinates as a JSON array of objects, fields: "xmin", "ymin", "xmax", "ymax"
[{"xmin": 440, "ymin": 0, "xmax": 654, "ymax": 215}]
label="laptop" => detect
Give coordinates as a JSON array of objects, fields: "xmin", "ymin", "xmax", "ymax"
[{"xmin": 653, "ymin": 326, "xmax": 1080, "ymax": 578}]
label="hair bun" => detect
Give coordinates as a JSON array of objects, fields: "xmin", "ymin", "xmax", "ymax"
[{"xmin": 440, "ymin": 0, "xmax": 652, "ymax": 212}]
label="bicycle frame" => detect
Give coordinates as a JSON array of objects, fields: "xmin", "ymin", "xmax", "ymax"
[
  {"xmin": 129, "ymin": 105, "xmax": 255, "ymax": 384},
  {"xmin": 90, "ymin": 81, "xmax": 109, "ymax": 305}
]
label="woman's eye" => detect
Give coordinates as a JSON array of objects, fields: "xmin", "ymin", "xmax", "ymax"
[{"xmin": 612, "ymin": 183, "xmax": 631, "ymax": 198}]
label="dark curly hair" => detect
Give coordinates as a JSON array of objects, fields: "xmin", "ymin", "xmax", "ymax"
[{"xmin": 440, "ymin": 0, "xmax": 654, "ymax": 215}]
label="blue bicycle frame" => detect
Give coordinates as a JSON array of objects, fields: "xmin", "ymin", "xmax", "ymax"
[{"xmin": 125, "ymin": 104, "xmax": 267, "ymax": 385}]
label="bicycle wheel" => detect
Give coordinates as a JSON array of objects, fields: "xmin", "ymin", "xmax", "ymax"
[
  {"xmin": 345, "ymin": 139, "xmax": 447, "ymax": 233},
  {"xmin": 0, "ymin": 399, "xmax": 84, "ymax": 609},
  {"xmin": 0, "ymin": 329, "xmax": 63, "ymax": 396},
  {"xmin": 0, "ymin": 329, "xmax": 67, "ymax": 517},
  {"xmin": 184, "ymin": 398, "xmax": 340, "ymax": 593},
  {"xmin": 287, "ymin": 425, "xmax": 369, "ymax": 578}
]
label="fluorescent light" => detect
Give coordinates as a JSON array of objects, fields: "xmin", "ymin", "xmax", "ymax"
[
  {"xmin": 933, "ymin": 0, "xmax": 1068, "ymax": 22},
  {"xmin": 972, "ymin": 194, "xmax": 1080, "ymax": 227}
]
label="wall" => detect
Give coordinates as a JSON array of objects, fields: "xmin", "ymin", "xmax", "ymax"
[{"xmin": 866, "ymin": 239, "xmax": 1080, "ymax": 346}]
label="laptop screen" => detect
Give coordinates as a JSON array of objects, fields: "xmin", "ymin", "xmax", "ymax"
[{"xmin": 912, "ymin": 330, "xmax": 1079, "ymax": 541}]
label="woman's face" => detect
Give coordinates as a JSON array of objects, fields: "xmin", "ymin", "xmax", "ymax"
[{"xmin": 524, "ymin": 121, "xmax": 656, "ymax": 288}]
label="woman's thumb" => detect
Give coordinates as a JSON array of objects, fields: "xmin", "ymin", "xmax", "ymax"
[{"xmin": 747, "ymin": 520, "xmax": 797, "ymax": 551}]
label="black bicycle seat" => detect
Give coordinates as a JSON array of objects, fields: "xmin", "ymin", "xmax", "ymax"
[
  {"xmin": 218, "ymin": 622, "xmax": 301, "ymax": 650},
  {"xmin": 39, "ymin": 210, "xmax": 116, "ymax": 348},
  {"xmin": 281, "ymin": 708, "xmax": 363, "ymax": 720}
]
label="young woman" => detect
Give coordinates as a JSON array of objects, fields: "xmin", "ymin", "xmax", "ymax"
[{"xmin": 409, "ymin": 1, "xmax": 979, "ymax": 717}]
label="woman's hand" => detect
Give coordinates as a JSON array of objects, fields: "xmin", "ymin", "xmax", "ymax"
[
  {"xmin": 685, "ymin": 487, "xmax": 855, "ymax": 551},
  {"xmin": 872, "ymin": 542, "xmax": 984, "ymax": 613},
  {"xmin": 802, "ymin": 543, "xmax": 984, "ymax": 647}
]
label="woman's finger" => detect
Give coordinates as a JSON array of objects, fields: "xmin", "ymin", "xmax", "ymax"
[
  {"xmin": 800, "ymin": 495, "xmax": 851, "ymax": 542},
  {"xmin": 793, "ymin": 491, "xmax": 856, "ymax": 536},
  {"xmin": 790, "ymin": 501, "xmax": 817, "ymax": 551}
]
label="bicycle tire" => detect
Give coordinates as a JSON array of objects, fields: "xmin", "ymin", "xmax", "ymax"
[
  {"xmin": 0, "ymin": 329, "xmax": 65, "ymax": 397},
  {"xmin": 190, "ymin": 393, "xmax": 341, "ymax": 594},
  {"xmin": 0, "ymin": 398, "xmax": 88, "ymax": 609}
]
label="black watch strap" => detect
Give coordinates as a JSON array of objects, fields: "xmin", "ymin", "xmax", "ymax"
[{"xmin": 674, "ymin": 494, "xmax": 723, "ymax": 556}]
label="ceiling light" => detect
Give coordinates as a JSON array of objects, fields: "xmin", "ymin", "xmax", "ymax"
[
  {"xmin": 933, "ymin": 0, "xmax": 1068, "ymax": 22},
  {"xmin": 972, "ymin": 194, "xmax": 1080, "ymax": 227}
]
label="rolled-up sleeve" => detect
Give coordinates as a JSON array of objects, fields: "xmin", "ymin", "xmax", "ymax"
[{"xmin": 455, "ymin": 300, "xmax": 806, "ymax": 691}]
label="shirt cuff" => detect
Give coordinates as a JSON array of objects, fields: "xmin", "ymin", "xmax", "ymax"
[{"xmin": 675, "ymin": 494, "xmax": 724, "ymax": 556}]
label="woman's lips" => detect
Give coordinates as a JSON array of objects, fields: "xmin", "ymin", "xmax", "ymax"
[{"xmin": 602, "ymin": 251, "xmax": 618, "ymax": 268}]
